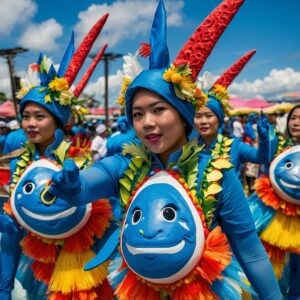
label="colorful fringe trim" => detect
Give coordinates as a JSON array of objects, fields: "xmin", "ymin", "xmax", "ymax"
[
  {"xmin": 7, "ymin": 199, "xmax": 114, "ymax": 299},
  {"xmin": 115, "ymin": 226, "xmax": 232, "ymax": 300},
  {"xmin": 260, "ymin": 211, "xmax": 300, "ymax": 252},
  {"xmin": 256, "ymin": 176, "xmax": 300, "ymax": 217}
]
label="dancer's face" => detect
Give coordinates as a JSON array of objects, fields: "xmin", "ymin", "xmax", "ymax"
[
  {"xmin": 132, "ymin": 89, "xmax": 187, "ymax": 164},
  {"xmin": 22, "ymin": 102, "xmax": 57, "ymax": 152},
  {"xmin": 288, "ymin": 107, "xmax": 300, "ymax": 141},
  {"xmin": 194, "ymin": 106, "xmax": 219, "ymax": 140}
]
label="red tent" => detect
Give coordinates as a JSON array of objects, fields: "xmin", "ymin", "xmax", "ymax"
[
  {"xmin": 0, "ymin": 100, "xmax": 16, "ymax": 117},
  {"xmin": 89, "ymin": 107, "xmax": 121, "ymax": 115},
  {"xmin": 229, "ymin": 97, "xmax": 273, "ymax": 109}
]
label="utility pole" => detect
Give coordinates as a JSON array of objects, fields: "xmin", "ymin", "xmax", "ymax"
[
  {"xmin": 0, "ymin": 47, "xmax": 28, "ymax": 121},
  {"xmin": 90, "ymin": 52, "xmax": 122, "ymax": 126}
]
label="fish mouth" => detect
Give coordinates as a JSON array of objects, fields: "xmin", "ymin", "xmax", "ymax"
[
  {"xmin": 21, "ymin": 206, "xmax": 77, "ymax": 221},
  {"xmin": 126, "ymin": 240, "xmax": 185, "ymax": 255},
  {"xmin": 280, "ymin": 179, "xmax": 300, "ymax": 189}
]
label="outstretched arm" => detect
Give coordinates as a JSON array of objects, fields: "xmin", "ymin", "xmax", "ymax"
[{"xmin": 49, "ymin": 154, "xmax": 129, "ymax": 206}]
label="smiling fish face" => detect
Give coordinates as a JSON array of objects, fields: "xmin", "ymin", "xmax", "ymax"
[
  {"xmin": 269, "ymin": 146, "xmax": 300, "ymax": 204},
  {"xmin": 121, "ymin": 171, "xmax": 205, "ymax": 284},
  {"xmin": 10, "ymin": 159, "xmax": 91, "ymax": 239}
]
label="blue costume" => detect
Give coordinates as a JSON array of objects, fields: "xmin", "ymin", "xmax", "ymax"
[
  {"xmin": 244, "ymin": 113, "xmax": 259, "ymax": 143},
  {"xmin": 3, "ymin": 128, "xmax": 27, "ymax": 155},
  {"xmin": 247, "ymin": 121, "xmax": 300, "ymax": 300},
  {"xmin": 106, "ymin": 116, "xmax": 139, "ymax": 157},
  {"xmin": 49, "ymin": 0, "xmax": 281, "ymax": 299},
  {"xmin": 194, "ymin": 53, "xmax": 269, "ymax": 175},
  {"xmin": 0, "ymin": 13, "xmax": 115, "ymax": 300}
]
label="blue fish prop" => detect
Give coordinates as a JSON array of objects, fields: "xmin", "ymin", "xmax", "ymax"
[{"xmin": 10, "ymin": 159, "xmax": 92, "ymax": 239}]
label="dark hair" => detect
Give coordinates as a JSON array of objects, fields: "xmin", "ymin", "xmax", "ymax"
[{"xmin": 286, "ymin": 104, "xmax": 300, "ymax": 138}]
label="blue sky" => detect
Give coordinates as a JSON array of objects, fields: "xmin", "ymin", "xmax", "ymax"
[{"xmin": 0, "ymin": 0, "xmax": 300, "ymax": 105}]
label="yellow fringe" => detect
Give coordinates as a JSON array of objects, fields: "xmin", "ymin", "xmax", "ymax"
[
  {"xmin": 260, "ymin": 211, "xmax": 300, "ymax": 250},
  {"xmin": 49, "ymin": 249, "xmax": 109, "ymax": 294}
]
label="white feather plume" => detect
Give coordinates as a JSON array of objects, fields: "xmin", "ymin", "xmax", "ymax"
[{"xmin": 122, "ymin": 50, "xmax": 143, "ymax": 80}]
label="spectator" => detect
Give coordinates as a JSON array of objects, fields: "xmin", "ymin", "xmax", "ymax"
[{"xmin": 91, "ymin": 123, "xmax": 107, "ymax": 161}]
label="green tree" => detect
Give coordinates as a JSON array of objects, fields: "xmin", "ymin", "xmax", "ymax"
[{"xmin": 0, "ymin": 91, "xmax": 7, "ymax": 103}]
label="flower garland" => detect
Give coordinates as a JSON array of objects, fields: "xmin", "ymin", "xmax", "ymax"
[
  {"xmin": 197, "ymin": 134, "xmax": 233, "ymax": 227},
  {"xmin": 163, "ymin": 64, "xmax": 208, "ymax": 110}
]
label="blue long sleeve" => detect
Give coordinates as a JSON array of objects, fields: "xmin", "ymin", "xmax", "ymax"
[
  {"xmin": 50, "ymin": 154, "xmax": 130, "ymax": 205},
  {"xmin": 228, "ymin": 230, "xmax": 282, "ymax": 299},
  {"xmin": 211, "ymin": 168, "xmax": 281, "ymax": 299},
  {"xmin": 231, "ymin": 137, "xmax": 269, "ymax": 172}
]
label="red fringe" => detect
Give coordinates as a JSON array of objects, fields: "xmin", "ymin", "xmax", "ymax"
[
  {"xmin": 64, "ymin": 199, "xmax": 112, "ymax": 252},
  {"xmin": 172, "ymin": 279, "xmax": 217, "ymax": 300},
  {"xmin": 115, "ymin": 270, "xmax": 161, "ymax": 300},
  {"xmin": 256, "ymin": 176, "xmax": 300, "ymax": 217},
  {"xmin": 31, "ymin": 260, "xmax": 55, "ymax": 284},
  {"xmin": 21, "ymin": 235, "xmax": 58, "ymax": 263},
  {"xmin": 48, "ymin": 279, "xmax": 114, "ymax": 300},
  {"xmin": 262, "ymin": 241, "xmax": 285, "ymax": 263}
]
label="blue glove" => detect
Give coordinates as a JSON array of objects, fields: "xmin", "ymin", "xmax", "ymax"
[
  {"xmin": 48, "ymin": 159, "xmax": 82, "ymax": 200},
  {"xmin": 257, "ymin": 111, "xmax": 270, "ymax": 141},
  {"xmin": 0, "ymin": 214, "xmax": 21, "ymax": 235}
]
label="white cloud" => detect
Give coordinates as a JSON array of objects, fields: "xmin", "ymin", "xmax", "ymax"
[
  {"xmin": 0, "ymin": 60, "xmax": 11, "ymax": 97},
  {"xmin": 82, "ymin": 67, "xmax": 300, "ymax": 107},
  {"xmin": 18, "ymin": 19, "xmax": 63, "ymax": 51},
  {"xmin": 229, "ymin": 68, "xmax": 300, "ymax": 100},
  {"xmin": 83, "ymin": 70, "xmax": 123, "ymax": 105},
  {"xmin": 74, "ymin": 0, "xmax": 184, "ymax": 48},
  {"xmin": 0, "ymin": 0, "xmax": 37, "ymax": 35}
]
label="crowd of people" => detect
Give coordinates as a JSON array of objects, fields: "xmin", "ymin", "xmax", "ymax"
[{"xmin": 0, "ymin": 0, "xmax": 299, "ymax": 299}]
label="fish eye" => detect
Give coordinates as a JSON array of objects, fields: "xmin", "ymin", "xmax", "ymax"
[
  {"xmin": 132, "ymin": 209, "xmax": 142, "ymax": 225},
  {"xmin": 23, "ymin": 181, "xmax": 36, "ymax": 195},
  {"xmin": 285, "ymin": 161, "xmax": 294, "ymax": 169},
  {"xmin": 162, "ymin": 207, "xmax": 176, "ymax": 222}
]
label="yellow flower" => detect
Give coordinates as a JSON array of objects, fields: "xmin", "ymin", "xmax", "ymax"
[
  {"xmin": 59, "ymin": 90, "xmax": 73, "ymax": 106},
  {"xmin": 49, "ymin": 77, "xmax": 69, "ymax": 92},
  {"xmin": 171, "ymin": 73, "xmax": 182, "ymax": 84},
  {"xmin": 180, "ymin": 76, "xmax": 195, "ymax": 92},
  {"xmin": 45, "ymin": 94, "xmax": 51, "ymax": 103},
  {"xmin": 211, "ymin": 84, "xmax": 230, "ymax": 100},
  {"xmin": 163, "ymin": 66, "xmax": 176, "ymax": 82},
  {"xmin": 16, "ymin": 87, "xmax": 30, "ymax": 99}
]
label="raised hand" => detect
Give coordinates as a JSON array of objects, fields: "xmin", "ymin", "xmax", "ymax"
[
  {"xmin": 48, "ymin": 159, "xmax": 82, "ymax": 201},
  {"xmin": 257, "ymin": 111, "xmax": 270, "ymax": 140}
]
